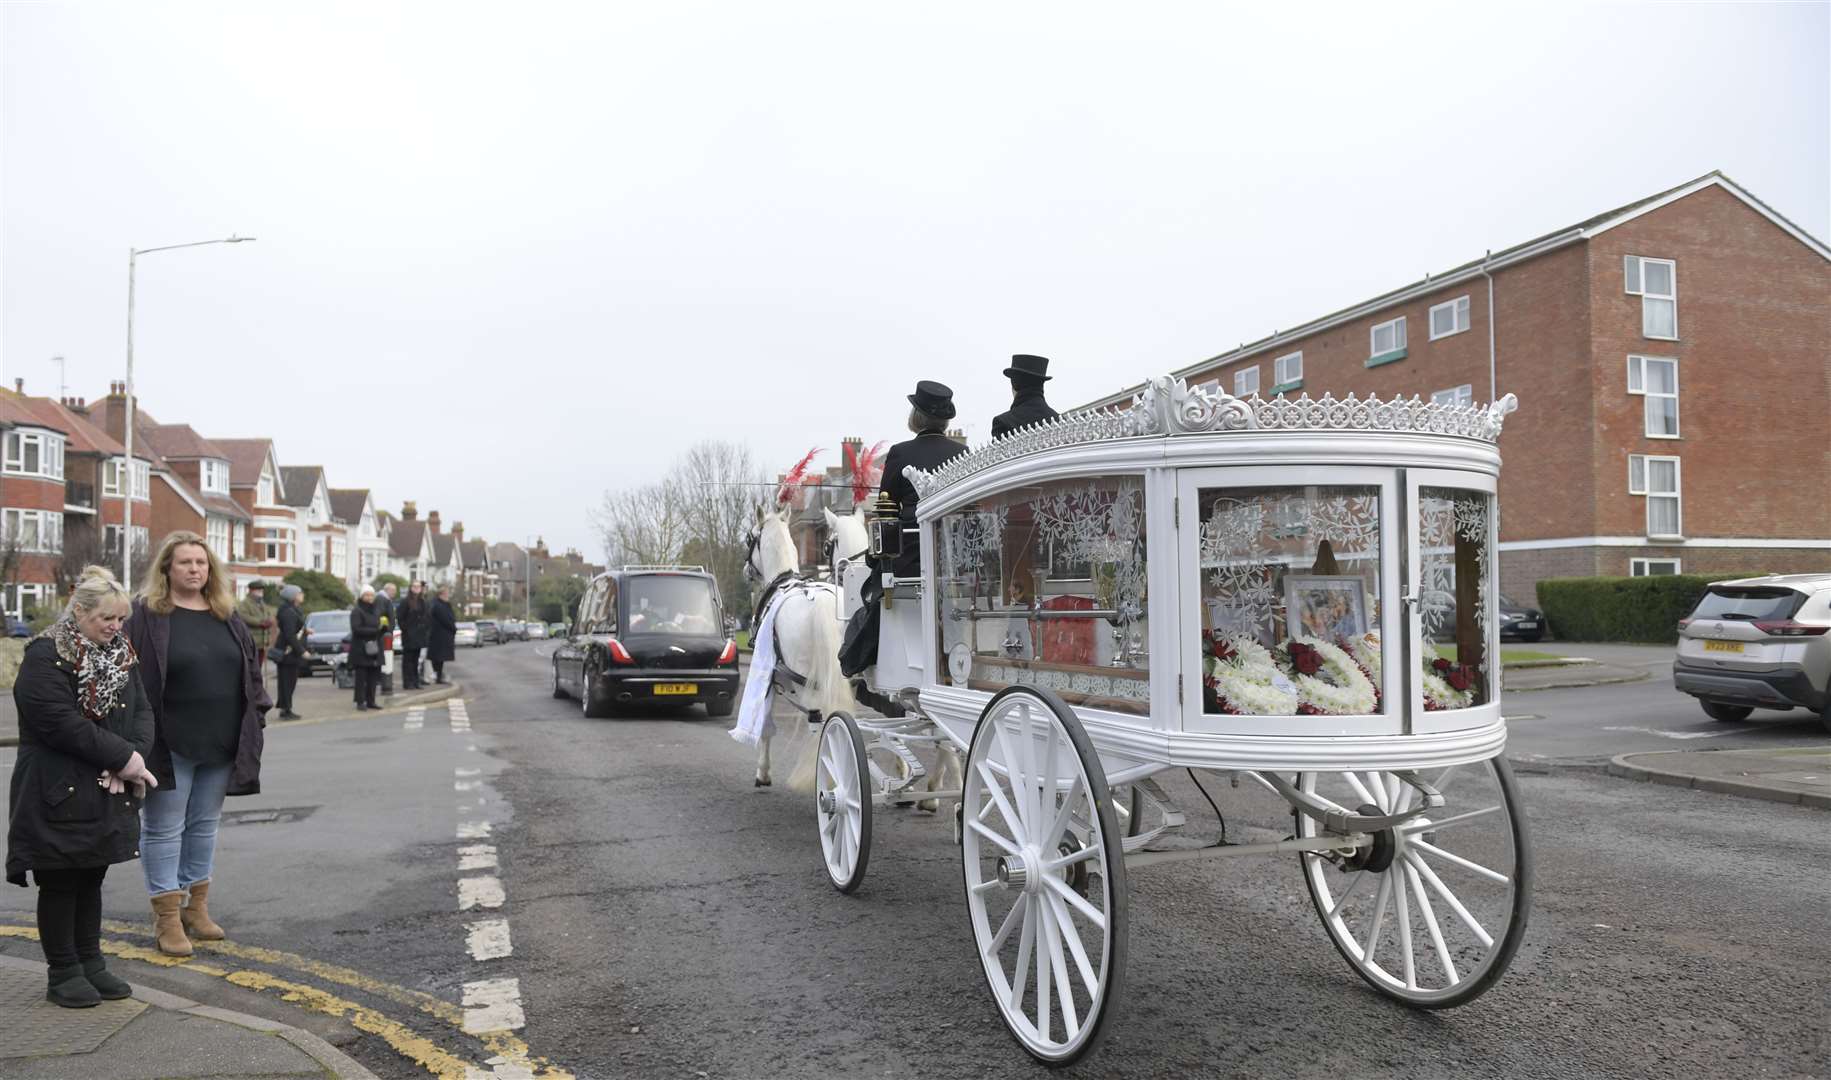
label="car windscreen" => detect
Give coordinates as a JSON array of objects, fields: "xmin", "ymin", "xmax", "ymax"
[
  {"xmin": 457, "ymin": 622, "xmax": 477, "ymax": 630},
  {"xmin": 1690, "ymin": 587, "xmax": 1804, "ymax": 622},
  {"xmin": 307, "ymin": 611, "xmax": 350, "ymax": 631},
  {"xmin": 625, "ymin": 576, "xmax": 720, "ymax": 635}
]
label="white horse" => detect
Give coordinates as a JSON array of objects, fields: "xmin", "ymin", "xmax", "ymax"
[{"xmin": 743, "ymin": 508, "xmax": 854, "ymax": 789}]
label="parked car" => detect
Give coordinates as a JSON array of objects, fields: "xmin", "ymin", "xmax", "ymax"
[
  {"xmin": 503, "ymin": 619, "xmax": 528, "ymax": 641},
  {"xmin": 302, "ymin": 610, "xmax": 351, "ymax": 676},
  {"xmin": 6, "ymin": 616, "xmax": 30, "ymax": 638},
  {"xmin": 552, "ymin": 566, "xmax": 739, "ymax": 718},
  {"xmin": 526, "ymin": 622, "xmax": 548, "ymax": 640},
  {"xmin": 1497, "ymin": 594, "xmax": 1546, "ymax": 642},
  {"xmin": 549, "ymin": 622, "xmax": 569, "ymax": 638},
  {"xmin": 455, "ymin": 621, "xmax": 480, "ymax": 648},
  {"xmin": 1674, "ymin": 573, "xmax": 1831, "ymax": 731},
  {"xmin": 474, "ymin": 619, "xmax": 502, "ymax": 645}
]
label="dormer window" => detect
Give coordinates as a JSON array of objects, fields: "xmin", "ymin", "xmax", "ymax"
[
  {"xmin": 3, "ymin": 429, "xmax": 65, "ymax": 480},
  {"xmin": 257, "ymin": 469, "xmax": 276, "ymax": 506},
  {"xmin": 201, "ymin": 458, "xmax": 231, "ymax": 495},
  {"xmin": 103, "ymin": 458, "xmax": 150, "ymax": 500}
]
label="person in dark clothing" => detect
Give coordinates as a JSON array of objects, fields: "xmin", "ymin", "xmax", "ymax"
[
  {"xmin": 879, "ymin": 380, "xmax": 970, "ymax": 579},
  {"xmin": 376, "ymin": 584, "xmax": 398, "ymax": 694},
  {"xmin": 7, "ymin": 565, "xmax": 159, "ymax": 1007},
  {"xmin": 990, "ymin": 354, "xmax": 1059, "ymax": 439},
  {"xmin": 125, "ymin": 530, "xmax": 269, "ymax": 958},
  {"xmin": 273, "ymin": 584, "xmax": 307, "ymax": 720},
  {"xmin": 350, "ymin": 587, "xmax": 384, "ymax": 709},
  {"xmin": 428, "ymin": 586, "xmax": 458, "ymax": 685},
  {"xmin": 396, "ymin": 581, "xmax": 431, "ymax": 690}
]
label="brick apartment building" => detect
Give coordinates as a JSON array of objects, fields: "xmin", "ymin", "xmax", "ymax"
[{"xmin": 1087, "ymin": 172, "xmax": 1831, "ymax": 604}]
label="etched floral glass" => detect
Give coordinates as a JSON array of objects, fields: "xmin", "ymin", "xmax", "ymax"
[{"xmin": 1416, "ymin": 487, "xmax": 1492, "ymax": 710}]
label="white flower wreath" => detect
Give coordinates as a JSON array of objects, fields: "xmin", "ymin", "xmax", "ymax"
[
  {"xmin": 1204, "ymin": 634, "xmax": 1297, "ymax": 715},
  {"xmin": 1420, "ymin": 641, "xmax": 1475, "ymax": 710},
  {"xmin": 1344, "ymin": 632, "xmax": 1382, "ymax": 684},
  {"xmin": 1283, "ymin": 636, "xmax": 1379, "ymax": 716}
]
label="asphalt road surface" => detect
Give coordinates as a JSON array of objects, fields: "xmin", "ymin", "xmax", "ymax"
[{"xmin": 4, "ymin": 642, "xmax": 1825, "ymax": 1079}]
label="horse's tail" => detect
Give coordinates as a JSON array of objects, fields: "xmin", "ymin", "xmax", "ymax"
[{"xmin": 801, "ymin": 586, "xmax": 855, "ymax": 717}]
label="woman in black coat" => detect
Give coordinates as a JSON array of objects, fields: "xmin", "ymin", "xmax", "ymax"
[
  {"xmin": 428, "ymin": 585, "xmax": 458, "ymax": 685},
  {"xmin": 350, "ymin": 586, "xmax": 384, "ymax": 709},
  {"xmin": 396, "ymin": 581, "xmax": 432, "ymax": 690},
  {"xmin": 7, "ymin": 565, "xmax": 159, "ymax": 1008}
]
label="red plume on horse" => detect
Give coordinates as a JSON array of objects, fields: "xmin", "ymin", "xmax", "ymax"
[
  {"xmin": 845, "ymin": 440, "xmax": 888, "ymax": 505},
  {"xmin": 775, "ymin": 448, "xmax": 823, "ymax": 509}
]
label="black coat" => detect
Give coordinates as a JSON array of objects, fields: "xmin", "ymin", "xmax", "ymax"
[
  {"xmin": 879, "ymin": 430, "xmax": 969, "ymax": 577},
  {"xmin": 396, "ymin": 595, "xmax": 432, "ymax": 650},
  {"xmin": 126, "ymin": 600, "xmax": 269, "ymax": 798},
  {"xmin": 349, "ymin": 602, "xmax": 384, "ymax": 669},
  {"xmin": 274, "ymin": 603, "xmax": 307, "ymax": 668},
  {"xmin": 991, "ymin": 389, "xmax": 1058, "ymax": 439},
  {"xmin": 7, "ymin": 638, "xmax": 157, "ymax": 885},
  {"xmin": 428, "ymin": 599, "xmax": 458, "ymax": 663}
]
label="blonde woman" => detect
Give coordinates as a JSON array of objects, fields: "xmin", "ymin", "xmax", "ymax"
[
  {"xmin": 126, "ymin": 531, "xmax": 271, "ymax": 956},
  {"xmin": 7, "ymin": 566, "xmax": 159, "ymax": 1007}
]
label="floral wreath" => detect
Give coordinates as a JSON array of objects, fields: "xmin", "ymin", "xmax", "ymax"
[
  {"xmin": 1280, "ymin": 637, "xmax": 1378, "ymax": 716},
  {"xmin": 1421, "ymin": 641, "xmax": 1480, "ymax": 710},
  {"xmin": 1202, "ymin": 632, "xmax": 1296, "ymax": 715}
]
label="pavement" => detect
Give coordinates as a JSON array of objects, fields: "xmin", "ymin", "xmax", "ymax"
[{"xmin": 0, "ymin": 951, "xmax": 373, "ymax": 1079}]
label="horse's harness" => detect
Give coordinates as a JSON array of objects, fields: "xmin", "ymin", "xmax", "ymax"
[{"xmin": 746, "ymin": 528, "xmax": 870, "ymax": 696}]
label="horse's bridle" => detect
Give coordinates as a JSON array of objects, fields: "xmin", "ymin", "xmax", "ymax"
[{"xmin": 742, "ymin": 529, "xmax": 762, "ymax": 582}]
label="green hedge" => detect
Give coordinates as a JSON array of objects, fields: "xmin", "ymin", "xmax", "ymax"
[{"xmin": 1536, "ymin": 573, "xmax": 1743, "ymax": 644}]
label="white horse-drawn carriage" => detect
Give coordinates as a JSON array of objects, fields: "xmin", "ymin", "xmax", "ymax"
[{"xmin": 748, "ymin": 375, "xmax": 1532, "ymax": 1066}]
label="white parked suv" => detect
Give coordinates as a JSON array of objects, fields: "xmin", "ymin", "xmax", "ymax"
[{"xmin": 1674, "ymin": 573, "xmax": 1831, "ymax": 732}]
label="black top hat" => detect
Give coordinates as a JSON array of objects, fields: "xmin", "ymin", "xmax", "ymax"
[
  {"xmin": 907, "ymin": 380, "xmax": 957, "ymax": 420},
  {"xmin": 1003, "ymin": 354, "xmax": 1052, "ymax": 381}
]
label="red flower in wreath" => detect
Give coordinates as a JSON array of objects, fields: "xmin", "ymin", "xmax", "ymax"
[
  {"xmin": 1447, "ymin": 668, "xmax": 1472, "ymax": 692},
  {"xmin": 1432, "ymin": 657, "xmax": 1452, "ymax": 673},
  {"xmin": 1210, "ymin": 636, "xmax": 1236, "ymax": 661},
  {"xmin": 1288, "ymin": 642, "xmax": 1323, "ymax": 676}
]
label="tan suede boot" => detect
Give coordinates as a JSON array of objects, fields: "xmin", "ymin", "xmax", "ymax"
[
  {"xmin": 150, "ymin": 892, "xmax": 193, "ymax": 957},
  {"xmin": 181, "ymin": 880, "xmax": 225, "ymax": 941}
]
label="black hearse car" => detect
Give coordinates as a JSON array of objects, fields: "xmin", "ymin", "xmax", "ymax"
[{"xmin": 551, "ymin": 566, "xmax": 739, "ymax": 718}]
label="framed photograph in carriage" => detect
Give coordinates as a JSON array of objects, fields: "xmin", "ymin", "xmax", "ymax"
[{"xmin": 1283, "ymin": 574, "xmax": 1368, "ymax": 643}]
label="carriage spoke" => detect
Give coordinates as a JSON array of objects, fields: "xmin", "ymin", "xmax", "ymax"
[
  {"xmin": 988, "ymin": 894, "xmax": 1025, "ymax": 951},
  {"xmin": 1008, "ymin": 897, "xmax": 1034, "ymax": 1007},
  {"xmin": 1043, "ymin": 887, "xmax": 1100, "ymax": 998},
  {"xmin": 1404, "ymin": 850, "xmax": 1493, "ymax": 948},
  {"xmin": 1393, "ymin": 862, "xmax": 1417, "ymax": 990},
  {"xmin": 1039, "ymin": 718, "xmax": 1058, "ymax": 836},
  {"xmin": 1046, "ymin": 843, "xmax": 1100, "ymax": 872},
  {"xmin": 1410, "ymin": 837, "xmax": 1511, "ymax": 885},
  {"xmin": 1401, "ymin": 805, "xmax": 1499, "ymax": 834},
  {"xmin": 1017, "ymin": 704, "xmax": 1038, "ymax": 829},
  {"xmin": 968, "ymin": 817, "xmax": 1022, "ymax": 857},
  {"xmin": 1344, "ymin": 772, "xmax": 1379, "ymax": 809},
  {"xmin": 1038, "ymin": 900, "xmax": 1079, "ymax": 1036},
  {"xmin": 1042, "ymin": 775, "xmax": 1086, "ymax": 851},
  {"xmin": 976, "ymin": 762, "xmax": 1029, "ymax": 844},
  {"xmin": 1324, "ymin": 869, "xmax": 1370, "ymax": 918},
  {"xmin": 1044, "ymin": 873, "xmax": 1107, "ymax": 931},
  {"xmin": 1404, "ymin": 861, "xmax": 1459, "ymax": 987}
]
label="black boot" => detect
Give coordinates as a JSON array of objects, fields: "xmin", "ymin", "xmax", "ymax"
[
  {"xmin": 47, "ymin": 964, "xmax": 101, "ymax": 1008},
  {"xmin": 80, "ymin": 956, "xmax": 132, "ymax": 1000}
]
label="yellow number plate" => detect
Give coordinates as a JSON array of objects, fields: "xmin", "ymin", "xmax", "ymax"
[
  {"xmin": 1703, "ymin": 640, "xmax": 1744, "ymax": 654},
  {"xmin": 653, "ymin": 683, "xmax": 698, "ymax": 695}
]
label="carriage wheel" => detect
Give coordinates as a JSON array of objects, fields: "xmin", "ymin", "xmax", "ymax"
[
  {"xmin": 1295, "ymin": 755, "xmax": 1533, "ymax": 1008},
  {"xmin": 961, "ymin": 687, "xmax": 1127, "ymax": 1067},
  {"xmin": 815, "ymin": 711, "xmax": 871, "ymax": 894}
]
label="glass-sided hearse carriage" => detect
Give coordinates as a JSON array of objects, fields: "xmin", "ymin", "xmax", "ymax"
[{"xmin": 813, "ymin": 375, "xmax": 1531, "ymax": 1067}]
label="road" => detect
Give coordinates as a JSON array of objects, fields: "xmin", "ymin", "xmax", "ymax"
[{"xmin": 3, "ymin": 642, "xmax": 1826, "ymax": 1079}]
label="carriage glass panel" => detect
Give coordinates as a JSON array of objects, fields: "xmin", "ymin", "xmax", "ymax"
[
  {"xmin": 933, "ymin": 474, "xmax": 1149, "ymax": 717},
  {"xmin": 1415, "ymin": 487, "xmax": 1493, "ymax": 711},
  {"xmin": 1196, "ymin": 484, "xmax": 1387, "ymax": 718}
]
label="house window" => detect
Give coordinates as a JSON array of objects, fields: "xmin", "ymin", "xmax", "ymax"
[
  {"xmin": 1273, "ymin": 351, "xmax": 1303, "ymax": 388},
  {"xmin": 1628, "ymin": 454, "xmax": 1681, "ymax": 539},
  {"xmin": 257, "ymin": 470, "xmax": 276, "ymax": 506},
  {"xmin": 3, "ymin": 508, "xmax": 63, "ymax": 553},
  {"xmin": 1369, "ymin": 316, "xmax": 1407, "ymax": 359},
  {"xmin": 102, "ymin": 458, "xmax": 150, "ymax": 500},
  {"xmin": 330, "ymin": 537, "xmax": 347, "ymax": 577},
  {"xmin": 1234, "ymin": 366, "xmax": 1260, "ymax": 397},
  {"xmin": 4, "ymin": 582, "xmax": 56, "ymax": 618},
  {"xmin": 1432, "ymin": 384, "xmax": 1474, "ymax": 407},
  {"xmin": 102, "ymin": 524, "xmax": 149, "ymax": 558},
  {"xmin": 4, "ymin": 430, "xmax": 65, "ymax": 480},
  {"xmin": 1631, "ymin": 558, "xmax": 1682, "ymax": 576},
  {"xmin": 360, "ymin": 551, "xmax": 378, "ymax": 583},
  {"xmin": 1627, "ymin": 356, "xmax": 1679, "ymax": 438},
  {"xmin": 231, "ymin": 524, "xmax": 245, "ymax": 560},
  {"xmin": 1428, "ymin": 296, "xmax": 1471, "ymax": 340},
  {"xmin": 255, "ymin": 526, "xmax": 295, "ymax": 564},
  {"xmin": 1624, "ymin": 256, "xmax": 1677, "ymax": 339},
  {"xmin": 201, "ymin": 459, "xmax": 230, "ymax": 495},
  {"xmin": 206, "ymin": 516, "xmax": 231, "ymax": 560}
]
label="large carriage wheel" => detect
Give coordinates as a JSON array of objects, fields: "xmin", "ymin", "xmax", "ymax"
[
  {"xmin": 815, "ymin": 711, "xmax": 871, "ymax": 893},
  {"xmin": 961, "ymin": 687, "xmax": 1127, "ymax": 1067},
  {"xmin": 1295, "ymin": 754, "xmax": 1533, "ymax": 1008}
]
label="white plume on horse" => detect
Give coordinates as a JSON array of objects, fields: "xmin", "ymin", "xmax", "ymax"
[{"xmin": 746, "ymin": 506, "xmax": 853, "ymax": 793}]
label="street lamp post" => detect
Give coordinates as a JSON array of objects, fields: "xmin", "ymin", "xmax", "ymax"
[
  {"xmin": 123, "ymin": 236, "xmax": 255, "ymax": 584},
  {"xmin": 525, "ymin": 537, "xmax": 536, "ymax": 623}
]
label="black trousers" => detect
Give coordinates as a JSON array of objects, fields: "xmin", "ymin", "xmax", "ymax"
[
  {"xmin": 403, "ymin": 647, "xmax": 424, "ymax": 688},
  {"xmin": 277, "ymin": 662, "xmax": 300, "ymax": 712},
  {"xmin": 36, "ymin": 866, "xmax": 108, "ymax": 968},
  {"xmin": 432, "ymin": 659, "xmax": 446, "ymax": 680},
  {"xmin": 353, "ymin": 666, "xmax": 379, "ymax": 707}
]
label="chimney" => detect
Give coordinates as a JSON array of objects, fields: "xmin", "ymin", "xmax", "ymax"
[
  {"xmin": 452, "ymin": 521, "xmax": 464, "ymax": 544},
  {"xmin": 840, "ymin": 436, "xmax": 862, "ymax": 473},
  {"xmin": 401, "ymin": 501, "xmax": 418, "ymax": 521},
  {"xmin": 427, "ymin": 510, "xmax": 441, "ymax": 534},
  {"xmin": 12, "ymin": 378, "xmax": 21, "ymax": 394}
]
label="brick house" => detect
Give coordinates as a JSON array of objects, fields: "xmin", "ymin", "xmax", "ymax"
[
  {"xmin": 1085, "ymin": 172, "xmax": 1831, "ymax": 605},
  {"xmin": 211, "ymin": 438, "xmax": 298, "ymax": 586},
  {"xmin": 386, "ymin": 502, "xmax": 438, "ymax": 583},
  {"xmin": 277, "ymin": 466, "xmax": 351, "ymax": 584}
]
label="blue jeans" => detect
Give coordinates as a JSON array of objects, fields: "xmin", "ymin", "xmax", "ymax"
[{"xmin": 140, "ymin": 753, "xmax": 233, "ymax": 896}]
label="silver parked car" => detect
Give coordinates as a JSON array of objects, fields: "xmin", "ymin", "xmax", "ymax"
[{"xmin": 1674, "ymin": 573, "xmax": 1831, "ymax": 732}]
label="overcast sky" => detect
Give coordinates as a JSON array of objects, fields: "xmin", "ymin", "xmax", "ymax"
[{"xmin": 4, "ymin": 2, "xmax": 1826, "ymax": 557}]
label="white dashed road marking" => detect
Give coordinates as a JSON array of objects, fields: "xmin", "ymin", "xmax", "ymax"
[
  {"xmin": 458, "ymin": 844, "xmax": 498, "ymax": 871},
  {"xmin": 447, "ymin": 701, "xmax": 531, "ymax": 1061},
  {"xmin": 461, "ymin": 977, "xmax": 526, "ymax": 1034},
  {"xmin": 404, "ymin": 706, "xmax": 425, "ymax": 732},
  {"xmin": 458, "ymin": 875, "xmax": 505, "ymax": 911},
  {"xmin": 466, "ymin": 918, "xmax": 513, "ymax": 961},
  {"xmin": 458, "ymin": 821, "xmax": 492, "ymax": 839},
  {"xmin": 1601, "ymin": 725, "xmax": 1733, "ymax": 741}
]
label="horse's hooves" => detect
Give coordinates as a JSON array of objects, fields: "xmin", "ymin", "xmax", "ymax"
[
  {"xmin": 917, "ymin": 800, "xmax": 938, "ymax": 813},
  {"xmin": 755, "ymin": 777, "xmax": 771, "ymax": 788}
]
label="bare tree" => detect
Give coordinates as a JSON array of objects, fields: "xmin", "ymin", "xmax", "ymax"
[
  {"xmin": 592, "ymin": 440, "xmax": 767, "ymax": 616},
  {"xmin": 590, "ymin": 479, "xmax": 693, "ymax": 568}
]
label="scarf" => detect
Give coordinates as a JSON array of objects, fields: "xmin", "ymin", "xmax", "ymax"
[{"xmin": 42, "ymin": 616, "xmax": 139, "ymax": 722}]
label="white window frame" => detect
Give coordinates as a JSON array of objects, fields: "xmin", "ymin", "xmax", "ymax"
[
  {"xmin": 201, "ymin": 459, "xmax": 231, "ymax": 495},
  {"xmin": 330, "ymin": 536, "xmax": 348, "ymax": 578},
  {"xmin": 1626, "ymin": 355, "xmax": 1680, "ymax": 438},
  {"xmin": 102, "ymin": 458, "xmax": 151, "ymax": 500},
  {"xmin": 102, "ymin": 524, "xmax": 149, "ymax": 557},
  {"xmin": 231, "ymin": 524, "xmax": 245, "ymax": 561},
  {"xmin": 255, "ymin": 525, "xmax": 295, "ymax": 565},
  {"xmin": 1369, "ymin": 316, "xmax": 1407, "ymax": 358},
  {"xmin": 1428, "ymin": 295, "xmax": 1471, "ymax": 341},
  {"xmin": 5, "ymin": 582, "xmax": 56, "ymax": 618},
  {"xmin": 3, "ymin": 430, "xmax": 65, "ymax": 480},
  {"xmin": 257, "ymin": 469, "xmax": 276, "ymax": 507},
  {"xmin": 1624, "ymin": 255, "xmax": 1678, "ymax": 340},
  {"xmin": 1273, "ymin": 351, "xmax": 1303, "ymax": 387},
  {"xmin": 1627, "ymin": 454, "xmax": 1682, "ymax": 539},
  {"xmin": 1233, "ymin": 366, "xmax": 1260, "ymax": 397},
  {"xmin": 1431, "ymin": 384, "xmax": 1474, "ymax": 407},
  {"xmin": 1630, "ymin": 557, "xmax": 1682, "ymax": 576},
  {"xmin": 2, "ymin": 508, "xmax": 63, "ymax": 553},
  {"xmin": 206, "ymin": 516, "xmax": 231, "ymax": 560}
]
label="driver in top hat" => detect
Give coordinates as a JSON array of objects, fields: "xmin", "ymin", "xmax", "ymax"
[
  {"xmin": 878, "ymin": 380, "xmax": 968, "ymax": 579},
  {"xmin": 990, "ymin": 354, "xmax": 1059, "ymax": 439}
]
